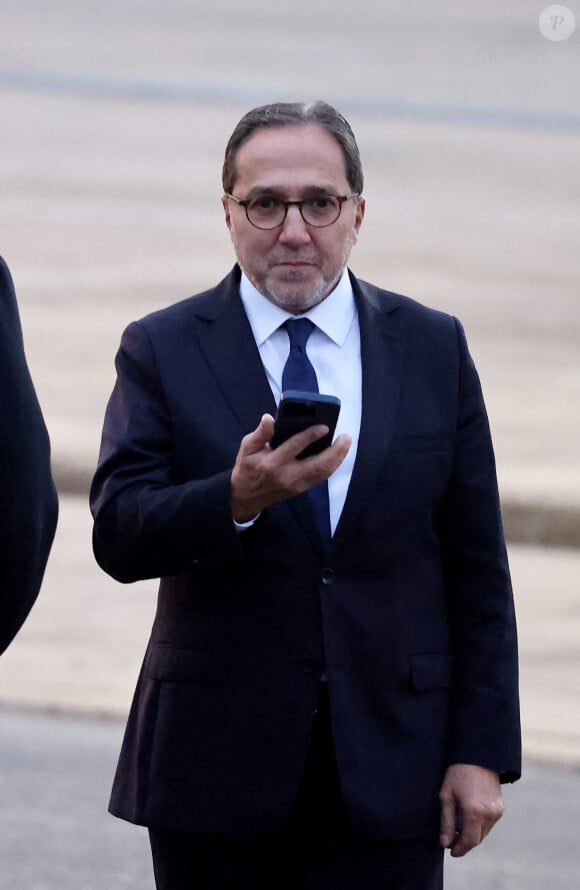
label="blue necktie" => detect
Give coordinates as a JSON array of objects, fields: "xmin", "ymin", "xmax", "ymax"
[{"xmin": 281, "ymin": 319, "xmax": 331, "ymax": 545}]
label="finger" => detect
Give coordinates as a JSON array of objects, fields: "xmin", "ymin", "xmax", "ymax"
[
  {"xmin": 304, "ymin": 433, "xmax": 352, "ymax": 475},
  {"xmin": 239, "ymin": 414, "xmax": 275, "ymax": 455},
  {"xmin": 479, "ymin": 797, "xmax": 504, "ymax": 843},
  {"xmin": 449, "ymin": 814, "xmax": 483, "ymax": 857},
  {"xmin": 451, "ymin": 789, "xmax": 503, "ymax": 857},
  {"xmin": 262, "ymin": 434, "xmax": 351, "ymax": 501},
  {"xmin": 272, "ymin": 423, "xmax": 332, "ymax": 461},
  {"xmin": 290, "ymin": 433, "xmax": 352, "ymax": 483},
  {"xmin": 490, "ymin": 797, "xmax": 504, "ymax": 833},
  {"xmin": 439, "ymin": 792, "xmax": 456, "ymax": 850}
]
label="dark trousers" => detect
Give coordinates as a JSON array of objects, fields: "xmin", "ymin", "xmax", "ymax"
[{"xmin": 149, "ymin": 688, "xmax": 444, "ymax": 890}]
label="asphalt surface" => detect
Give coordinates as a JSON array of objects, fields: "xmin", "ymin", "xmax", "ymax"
[
  {"xmin": 1, "ymin": 708, "xmax": 580, "ymax": 890},
  {"xmin": 0, "ymin": 710, "xmax": 151, "ymax": 890}
]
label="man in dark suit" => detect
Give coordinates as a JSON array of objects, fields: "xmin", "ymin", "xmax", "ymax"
[
  {"xmin": 91, "ymin": 101, "xmax": 520, "ymax": 889},
  {"xmin": 0, "ymin": 257, "xmax": 58, "ymax": 655}
]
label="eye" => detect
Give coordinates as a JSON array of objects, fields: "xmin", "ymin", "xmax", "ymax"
[
  {"xmin": 310, "ymin": 195, "xmax": 333, "ymax": 209},
  {"xmin": 250, "ymin": 196, "xmax": 281, "ymax": 212},
  {"xmin": 303, "ymin": 195, "xmax": 339, "ymax": 218}
]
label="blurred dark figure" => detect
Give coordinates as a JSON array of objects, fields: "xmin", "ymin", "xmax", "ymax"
[{"xmin": 0, "ymin": 257, "xmax": 58, "ymax": 654}]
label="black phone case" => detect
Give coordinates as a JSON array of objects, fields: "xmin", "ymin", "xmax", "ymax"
[{"xmin": 270, "ymin": 390, "xmax": 341, "ymax": 459}]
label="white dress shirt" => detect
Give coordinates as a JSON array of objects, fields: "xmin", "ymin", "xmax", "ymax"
[{"xmin": 239, "ymin": 268, "xmax": 362, "ymax": 535}]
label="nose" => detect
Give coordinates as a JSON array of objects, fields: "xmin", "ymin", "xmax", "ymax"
[{"xmin": 277, "ymin": 205, "xmax": 311, "ymax": 245}]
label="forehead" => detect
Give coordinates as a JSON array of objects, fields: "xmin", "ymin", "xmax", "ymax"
[{"xmin": 233, "ymin": 124, "xmax": 349, "ymax": 193}]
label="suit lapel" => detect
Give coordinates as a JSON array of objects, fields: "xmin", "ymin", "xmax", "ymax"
[
  {"xmin": 190, "ymin": 267, "xmax": 325, "ymax": 553},
  {"xmin": 189, "ymin": 267, "xmax": 277, "ymax": 430},
  {"xmin": 330, "ymin": 274, "xmax": 404, "ymax": 555}
]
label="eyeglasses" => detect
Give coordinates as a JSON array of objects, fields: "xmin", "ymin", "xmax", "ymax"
[{"xmin": 225, "ymin": 192, "xmax": 359, "ymax": 230}]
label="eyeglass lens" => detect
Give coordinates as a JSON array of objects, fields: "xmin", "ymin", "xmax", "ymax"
[{"xmin": 247, "ymin": 196, "xmax": 342, "ymax": 229}]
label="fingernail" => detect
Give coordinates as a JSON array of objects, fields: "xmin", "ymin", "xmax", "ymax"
[{"xmin": 440, "ymin": 834, "xmax": 450, "ymax": 848}]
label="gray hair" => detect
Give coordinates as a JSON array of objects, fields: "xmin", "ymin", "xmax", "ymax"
[{"xmin": 222, "ymin": 101, "xmax": 364, "ymax": 195}]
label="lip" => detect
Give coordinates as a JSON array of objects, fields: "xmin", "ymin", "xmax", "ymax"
[{"xmin": 275, "ymin": 261, "xmax": 314, "ymax": 267}]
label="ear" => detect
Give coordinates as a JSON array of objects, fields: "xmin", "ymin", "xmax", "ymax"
[
  {"xmin": 222, "ymin": 195, "xmax": 233, "ymax": 230},
  {"xmin": 353, "ymin": 196, "xmax": 365, "ymax": 235}
]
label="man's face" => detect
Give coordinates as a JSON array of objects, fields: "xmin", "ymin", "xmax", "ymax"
[{"xmin": 222, "ymin": 124, "xmax": 365, "ymax": 314}]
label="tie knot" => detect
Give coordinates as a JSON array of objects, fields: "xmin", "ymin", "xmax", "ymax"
[{"xmin": 284, "ymin": 318, "xmax": 315, "ymax": 351}]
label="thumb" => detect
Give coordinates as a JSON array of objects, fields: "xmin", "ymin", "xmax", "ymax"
[
  {"xmin": 439, "ymin": 790, "xmax": 456, "ymax": 849},
  {"xmin": 257, "ymin": 413, "xmax": 275, "ymax": 442},
  {"xmin": 242, "ymin": 414, "xmax": 275, "ymax": 454}
]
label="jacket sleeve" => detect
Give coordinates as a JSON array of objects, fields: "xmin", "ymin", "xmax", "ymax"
[
  {"xmin": 0, "ymin": 257, "xmax": 58, "ymax": 655},
  {"xmin": 90, "ymin": 319, "xmax": 244, "ymax": 584},
  {"xmin": 441, "ymin": 317, "xmax": 521, "ymax": 782}
]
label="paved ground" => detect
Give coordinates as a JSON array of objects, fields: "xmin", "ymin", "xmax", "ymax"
[{"xmin": 1, "ymin": 707, "xmax": 579, "ymax": 890}]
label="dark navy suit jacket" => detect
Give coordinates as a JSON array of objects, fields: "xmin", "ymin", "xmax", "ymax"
[
  {"xmin": 0, "ymin": 257, "xmax": 58, "ymax": 654},
  {"xmin": 91, "ymin": 265, "xmax": 520, "ymax": 838}
]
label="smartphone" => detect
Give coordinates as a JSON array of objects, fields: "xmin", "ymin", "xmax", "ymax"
[{"xmin": 270, "ymin": 390, "xmax": 341, "ymax": 460}]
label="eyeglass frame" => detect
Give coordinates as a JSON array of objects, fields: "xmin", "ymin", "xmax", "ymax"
[{"xmin": 224, "ymin": 191, "xmax": 360, "ymax": 230}]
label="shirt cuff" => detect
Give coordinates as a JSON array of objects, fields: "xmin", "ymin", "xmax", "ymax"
[{"xmin": 233, "ymin": 513, "xmax": 261, "ymax": 532}]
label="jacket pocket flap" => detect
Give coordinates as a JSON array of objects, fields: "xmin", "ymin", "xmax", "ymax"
[
  {"xmin": 145, "ymin": 643, "xmax": 213, "ymax": 683},
  {"xmin": 410, "ymin": 653, "xmax": 453, "ymax": 692}
]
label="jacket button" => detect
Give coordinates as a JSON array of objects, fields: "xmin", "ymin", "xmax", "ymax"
[{"xmin": 321, "ymin": 568, "xmax": 335, "ymax": 585}]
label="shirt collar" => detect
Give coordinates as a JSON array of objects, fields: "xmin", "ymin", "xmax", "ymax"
[{"xmin": 239, "ymin": 267, "xmax": 356, "ymax": 347}]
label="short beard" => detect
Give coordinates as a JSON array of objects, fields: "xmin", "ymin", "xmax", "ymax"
[
  {"xmin": 260, "ymin": 271, "xmax": 340, "ymax": 314},
  {"xmin": 235, "ymin": 229, "xmax": 356, "ymax": 314}
]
